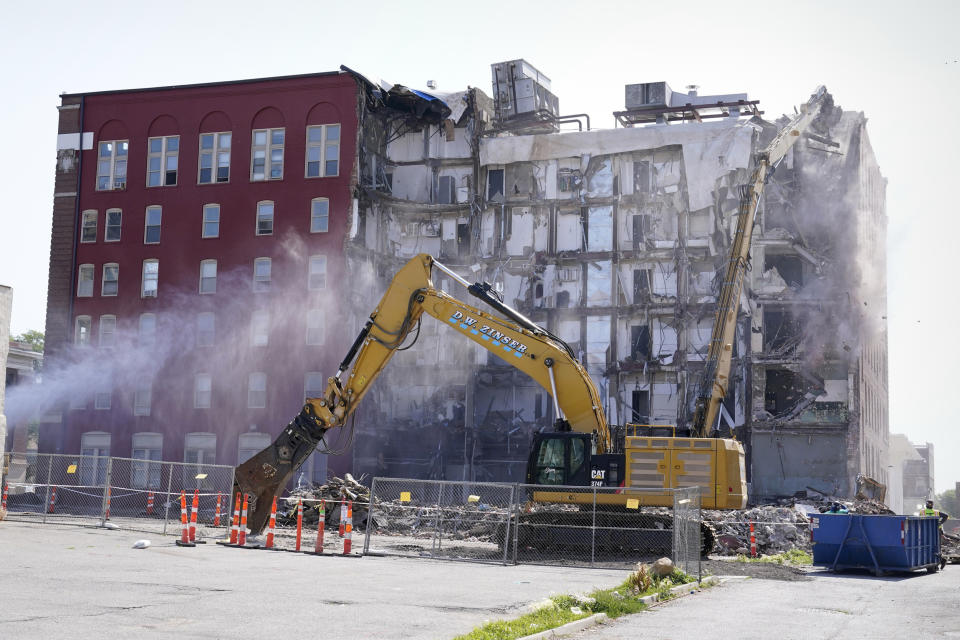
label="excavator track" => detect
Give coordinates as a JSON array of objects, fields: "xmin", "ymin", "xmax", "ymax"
[{"xmin": 509, "ymin": 508, "xmax": 715, "ymax": 558}]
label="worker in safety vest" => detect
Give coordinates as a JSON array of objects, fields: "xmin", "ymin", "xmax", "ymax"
[{"xmin": 923, "ymin": 500, "xmax": 949, "ymax": 528}]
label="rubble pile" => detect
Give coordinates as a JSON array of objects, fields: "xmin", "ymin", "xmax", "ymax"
[
  {"xmin": 277, "ymin": 474, "xmax": 371, "ymax": 527},
  {"xmin": 366, "ymin": 501, "xmax": 509, "ymax": 542}
]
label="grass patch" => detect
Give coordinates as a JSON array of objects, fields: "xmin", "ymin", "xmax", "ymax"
[
  {"xmin": 735, "ymin": 549, "xmax": 812, "ymax": 565},
  {"xmin": 453, "ymin": 568, "xmax": 697, "ymax": 640}
]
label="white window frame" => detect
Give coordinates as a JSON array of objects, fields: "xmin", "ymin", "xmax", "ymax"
[
  {"xmin": 310, "ymin": 197, "xmax": 329, "ymax": 233},
  {"xmin": 94, "ymin": 373, "xmax": 112, "ymax": 410},
  {"xmin": 147, "ymin": 135, "xmax": 179, "ymax": 187},
  {"xmin": 96, "ymin": 140, "xmax": 128, "ymax": 191},
  {"xmin": 144, "ymin": 206, "xmax": 162, "ymax": 244},
  {"xmin": 306, "ymin": 309, "xmax": 325, "ymax": 345},
  {"xmin": 81, "ymin": 210, "xmax": 97, "ymax": 243},
  {"xmin": 80, "ymin": 432, "xmax": 111, "ymax": 484},
  {"xmin": 101, "ymin": 263, "xmax": 119, "ymax": 297},
  {"xmin": 98, "ymin": 314, "xmax": 117, "ymax": 348},
  {"xmin": 133, "ymin": 380, "xmax": 152, "ymax": 416},
  {"xmin": 199, "ymin": 259, "xmax": 217, "ymax": 294},
  {"xmin": 141, "ymin": 259, "xmax": 159, "ymax": 298},
  {"xmin": 238, "ymin": 432, "xmax": 271, "ymax": 464},
  {"xmin": 184, "ymin": 432, "xmax": 217, "ymax": 487},
  {"xmin": 247, "ymin": 372, "xmax": 267, "ymax": 408},
  {"xmin": 75, "ymin": 315, "xmax": 92, "ymax": 346},
  {"xmin": 202, "ymin": 203, "xmax": 220, "ymax": 238},
  {"xmin": 304, "ymin": 372, "xmax": 324, "ymax": 400},
  {"xmin": 198, "ymin": 131, "xmax": 231, "ymax": 184},
  {"xmin": 250, "ymin": 310, "xmax": 269, "ymax": 347},
  {"xmin": 250, "ymin": 128, "xmax": 285, "ymax": 181},
  {"xmin": 305, "ymin": 124, "xmax": 340, "ymax": 178},
  {"xmin": 139, "ymin": 313, "xmax": 156, "ymax": 347},
  {"xmin": 256, "ymin": 200, "xmax": 274, "ymax": 236},
  {"xmin": 308, "ymin": 255, "xmax": 327, "ymax": 290},
  {"xmin": 194, "ymin": 373, "xmax": 212, "ymax": 409},
  {"xmin": 196, "ymin": 312, "xmax": 215, "ymax": 347},
  {"xmin": 104, "ymin": 208, "xmax": 122, "ymax": 242},
  {"xmin": 77, "ymin": 263, "xmax": 94, "ymax": 297},
  {"xmin": 253, "ymin": 257, "xmax": 271, "ymax": 292},
  {"xmin": 131, "ymin": 433, "xmax": 163, "ymax": 489}
]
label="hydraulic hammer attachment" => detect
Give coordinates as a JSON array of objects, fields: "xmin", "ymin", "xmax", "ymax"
[{"xmin": 233, "ymin": 404, "xmax": 327, "ymax": 534}]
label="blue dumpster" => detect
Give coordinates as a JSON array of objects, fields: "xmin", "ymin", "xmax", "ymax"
[{"xmin": 811, "ymin": 514, "xmax": 941, "ymax": 576}]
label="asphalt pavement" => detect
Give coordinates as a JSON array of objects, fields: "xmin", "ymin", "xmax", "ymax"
[{"xmin": 0, "ymin": 521, "xmax": 624, "ymax": 639}]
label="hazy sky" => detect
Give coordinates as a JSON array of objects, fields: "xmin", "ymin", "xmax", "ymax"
[{"xmin": 1, "ymin": 0, "xmax": 957, "ymax": 492}]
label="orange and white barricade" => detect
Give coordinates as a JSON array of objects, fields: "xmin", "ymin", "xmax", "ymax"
[
  {"xmin": 295, "ymin": 500, "xmax": 303, "ymax": 552},
  {"xmin": 176, "ymin": 490, "xmax": 195, "ymax": 547},
  {"xmin": 265, "ymin": 497, "xmax": 278, "ymax": 549},
  {"xmin": 230, "ymin": 492, "xmax": 241, "ymax": 544},
  {"xmin": 339, "ymin": 498, "xmax": 346, "ymax": 537},
  {"xmin": 342, "ymin": 500, "xmax": 353, "ymax": 555},
  {"xmin": 48, "ymin": 486, "xmax": 57, "ymax": 513},
  {"xmin": 213, "ymin": 492, "xmax": 222, "ymax": 527},
  {"xmin": 304, "ymin": 499, "xmax": 326, "ymax": 556},
  {"xmin": 749, "ymin": 522, "xmax": 757, "ymax": 557},
  {"xmin": 104, "ymin": 487, "xmax": 112, "ymax": 520},
  {"xmin": 2, "ymin": 482, "xmax": 8, "ymax": 510},
  {"xmin": 146, "ymin": 491, "xmax": 155, "ymax": 516},
  {"xmin": 237, "ymin": 494, "xmax": 249, "ymax": 547}
]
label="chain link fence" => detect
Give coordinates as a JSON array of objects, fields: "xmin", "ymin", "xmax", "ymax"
[
  {"xmin": 363, "ymin": 478, "xmax": 516, "ymax": 563},
  {"xmin": 672, "ymin": 486, "xmax": 702, "ymax": 579},
  {"xmin": 1, "ymin": 453, "xmax": 234, "ymax": 540},
  {"xmin": 361, "ymin": 478, "xmax": 701, "ymax": 572}
]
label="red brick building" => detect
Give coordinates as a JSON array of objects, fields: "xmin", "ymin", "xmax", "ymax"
[{"xmin": 44, "ymin": 72, "xmax": 359, "ymax": 481}]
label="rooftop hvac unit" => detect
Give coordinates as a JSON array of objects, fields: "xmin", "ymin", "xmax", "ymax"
[
  {"xmin": 625, "ymin": 82, "xmax": 673, "ymax": 110},
  {"xmin": 491, "ymin": 59, "xmax": 559, "ymax": 122}
]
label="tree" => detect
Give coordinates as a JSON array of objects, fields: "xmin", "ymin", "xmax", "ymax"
[
  {"xmin": 12, "ymin": 329, "xmax": 43, "ymax": 353},
  {"xmin": 935, "ymin": 489, "xmax": 959, "ymax": 518}
]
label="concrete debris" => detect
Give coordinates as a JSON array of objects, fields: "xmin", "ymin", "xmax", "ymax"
[
  {"xmin": 132, "ymin": 539, "xmax": 151, "ymax": 549},
  {"xmin": 279, "ymin": 475, "xmax": 372, "ymax": 527},
  {"xmin": 706, "ymin": 496, "xmax": 895, "ymax": 556}
]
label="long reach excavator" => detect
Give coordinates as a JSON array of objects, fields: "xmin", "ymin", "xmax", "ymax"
[{"xmin": 234, "ymin": 87, "xmax": 834, "ymax": 553}]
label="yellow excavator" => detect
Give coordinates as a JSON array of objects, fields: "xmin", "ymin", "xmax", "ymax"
[{"xmin": 235, "ymin": 87, "xmax": 833, "ymax": 546}]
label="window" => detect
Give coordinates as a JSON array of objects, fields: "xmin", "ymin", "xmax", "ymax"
[
  {"xmin": 147, "ymin": 135, "xmax": 179, "ymax": 186},
  {"xmin": 251, "ymin": 128, "xmax": 284, "ymax": 181},
  {"xmin": 199, "ymin": 259, "xmax": 217, "ymax": 294},
  {"xmin": 198, "ymin": 132, "xmax": 231, "ymax": 184},
  {"xmin": 308, "ymin": 255, "xmax": 326, "ymax": 290},
  {"xmin": 196, "ymin": 312, "xmax": 215, "ymax": 347},
  {"xmin": 306, "ymin": 309, "xmax": 324, "ymax": 345},
  {"xmin": 304, "ymin": 372, "xmax": 324, "ymax": 400},
  {"xmin": 133, "ymin": 379, "xmax": 152, "ymax": 416},
  {"xmin": 105, "ymin": 209, "xmax": 122, "ymax": 242},
  {"xmin": 96, "ymin": 140, "xmax": 128, "ymax": 190},
  {"xmin": 310, "ymin": 198, "xmax": 329, "ymax": 233},
  {"xmin": 305, "ymin": 124, "xmax": 340, "ymax": 178},
  {"xmin": 132, "ymin": 433, "xmax": 163, "ymax": 489},
  {"xmin": 94, "ymin": 373, "xmax": 112, "ymax": 410},
  {"xmin": 194, "ymin": 373, "xmax": 212, "ymax": 409},
  {"xmin": 253, "ymin": 257, "xmax": 271, "ymax": 292},
  {"xmin": 184, "ymin": 433, "xmax": 216, "ymax": 488},
  {"xmin": 144, "ymin": 206, "xmax": 162, "ymax": 244},
  {"xmin": 101, "ymin": 263, "xmax": 119, "ymax": 296},
  {"xmin": 81, "ymin": 210, "xmax": 97, "ymax": 243},
  {"xmin": 202, "ymin": 204, "xmax": 220, "ymax": 238},
  {"xmin": 99, "ymin": 315, "xmax": 117, "ymax": 347},
  {"xmin": 256, "ymin": 201, "xmax": 274, "ymax": 236},
  {"xmin": 250, "ymin": 310, "xmax": 269, "ymax": 347},
  {"xmin": 80, "ymin": 432, "xmax": 111, "ymax": 484},
  {"xmin": 75, "ymin": 315, "xmax": 92, "ymax": 346},
  {"xmin": 141, "ymin": 259, "xmax": 159, "ymax": 298},
  {"xmin": 238, "ymin": 432, "xmax": 271, "ymax": 464},
  {"xmin": 77, "ymin": 264, "xmax": 94, "ymax": 297},
  {"xmin": 139, "ymin": 313, "xmax": 156, "ymax": 347},
  {"xmin": 247, "ymin": 372, "xmax": 267, "ymax": 408}
]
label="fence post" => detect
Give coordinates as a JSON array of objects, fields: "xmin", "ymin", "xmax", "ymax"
[
  {"xmin": 162, "ymin": 463, "xmax": 173, "ymax": 536},
  {"xmin": 512, "ymin": 483, "xmax": 522, "ymax": 564},
  {"xmin": 697, "ymin": 487, "xmax": 702, "ymax": 582},
  {"xmin": 591, "ymin": 486, "xmax": 597, "ymax": 568},
  {"xmin": 363, "ymin": 477, "xmax": 378, "ymax": 555},
  {"xmin": 500, "ymin": 483, "xmax": 513, "ymax": 566},
  {"xmin": 434, "ymin": 482, "xmax": 445, "ymax": 555},
  {"xmin": 99, "ymin": 457, "xmax": 113, "ymax": 526},
  {"xmin": 42, "ymin": 454, "xmax": 52, "ymax": 524}
]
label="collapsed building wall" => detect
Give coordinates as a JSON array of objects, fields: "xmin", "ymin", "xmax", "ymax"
[{"xmin": 346, "ymin": 72, "xmax": 887, "ymax": 497}]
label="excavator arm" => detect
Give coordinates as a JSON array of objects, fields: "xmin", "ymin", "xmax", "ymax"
[
  {"xmin": 235, "ymin": 253, "xmax": 609, "ymax": 533},
  {"xmin": 690, "ymin": 86, "xmax": 832, "ymax": 438}
]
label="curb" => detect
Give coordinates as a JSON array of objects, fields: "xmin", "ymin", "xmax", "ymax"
[{"xmin": 517, "ymin": 613, "xmax": 608, "ymax": 640}]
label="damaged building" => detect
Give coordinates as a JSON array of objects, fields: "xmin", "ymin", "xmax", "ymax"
[{"xmin": 345, "ymin": 61, "xmax": 888, "ymax": 500}]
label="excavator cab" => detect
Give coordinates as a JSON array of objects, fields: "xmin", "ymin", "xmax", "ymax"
[{"xmin": 525, "ymin": 432, "xmax": 592, "ymax": 486}]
